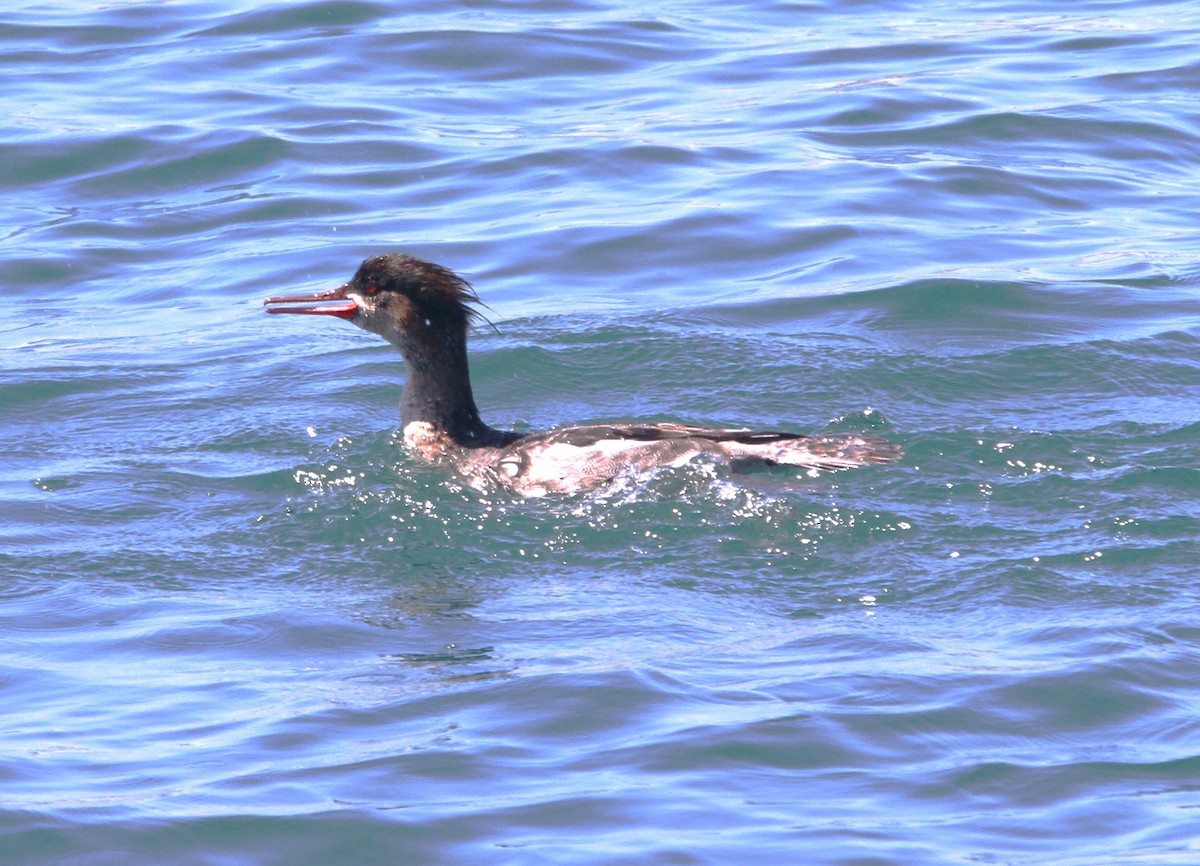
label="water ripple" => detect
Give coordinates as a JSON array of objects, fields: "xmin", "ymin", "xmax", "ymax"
[{"xmin": 4, "ymin": 1, "xmax": 1200, "ymax": 863}]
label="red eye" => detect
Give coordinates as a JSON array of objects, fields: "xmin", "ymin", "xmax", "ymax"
[{"xmin": 364, "ymin": 283, "xmax": 378, "ymax": 296}]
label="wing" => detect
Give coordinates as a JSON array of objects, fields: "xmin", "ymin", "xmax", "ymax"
[
  {"xmin": 526, "ymin": 422, "xmax": 804, "ymax": 448},
  {"xmin": 471, "ymin": 422, "xmax": 900, "ymax": 496}
]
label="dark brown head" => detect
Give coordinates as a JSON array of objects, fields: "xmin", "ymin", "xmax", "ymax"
[{"xmin": 264, "ymin": 253, "xmax": 484, "ymax": 355}]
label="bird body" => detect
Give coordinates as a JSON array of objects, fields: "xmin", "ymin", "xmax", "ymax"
[{"xmin": 265, "ymin": 254, "xmax": 900, "ymax": 496}]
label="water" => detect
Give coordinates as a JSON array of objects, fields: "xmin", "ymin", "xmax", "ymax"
[{"xmin": 4, "ymin": 1, "xmax": 1200, "ymax": 863}]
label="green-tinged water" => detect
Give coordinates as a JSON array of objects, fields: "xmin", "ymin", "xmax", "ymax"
[{"xmin": 4, "ymin": 2, "xmax": 1200, "ymax": 864}]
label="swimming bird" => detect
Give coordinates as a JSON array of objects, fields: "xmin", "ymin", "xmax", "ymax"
[{"xmin": 264, "ymin": 253, "xmax": 900, "ymax": 496}]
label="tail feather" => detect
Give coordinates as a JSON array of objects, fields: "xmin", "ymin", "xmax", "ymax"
[{"xmin": 721, "ymin": 433, "xmax": 902, "ymax": 471}]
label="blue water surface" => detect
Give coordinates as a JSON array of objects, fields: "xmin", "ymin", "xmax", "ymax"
[{"xmin": 4, "ymin": 1, "xmax": 1200, "ymax": 864}]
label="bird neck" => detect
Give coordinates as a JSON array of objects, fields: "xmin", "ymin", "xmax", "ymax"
[{"xmin": 399, "ymin": 330, "xmax": 503, "ymax": 447}]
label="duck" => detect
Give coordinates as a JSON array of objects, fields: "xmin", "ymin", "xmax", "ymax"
[{"xmin": 264, "ymin": 253, "xmax": 900, "ymax": 497}]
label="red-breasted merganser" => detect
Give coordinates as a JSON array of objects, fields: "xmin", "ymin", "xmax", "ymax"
[{"xmin": 264, "ymin": 254, "xmax": 900, "ymax": 496}]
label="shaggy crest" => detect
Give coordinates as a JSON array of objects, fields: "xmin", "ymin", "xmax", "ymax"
[{"xmin": 352, "ymin": 253, "xmax": 489, "ymax": 328}]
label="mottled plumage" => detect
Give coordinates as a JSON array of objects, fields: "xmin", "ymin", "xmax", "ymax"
[{"xmin": 265, "ymin": 254, "xmax": 900, "ymax": 496}]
